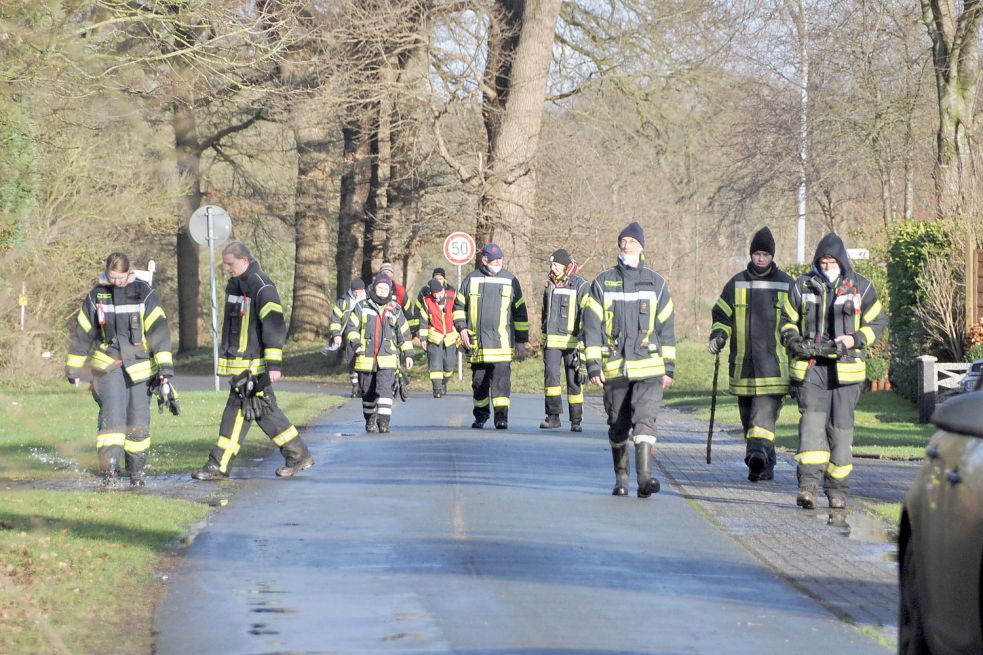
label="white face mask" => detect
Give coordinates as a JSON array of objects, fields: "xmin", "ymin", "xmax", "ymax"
[
  {"xmin": 487, "ymin": 263, "xmax": 503, "ymax": 275},
  {"xmin": 618, "ymin": 252, "xmax": 640, "ymax": 267},
  {"xmin": 822, "ymin": 266, "xmax": 840, "ymax": 283}
]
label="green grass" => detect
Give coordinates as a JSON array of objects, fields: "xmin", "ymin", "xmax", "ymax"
[
  {"xmin": 665, "ymin": 342, "xmax": 934, "ymax": 459},
  {"xmin": 864, "ymin": 501, "xmax": 903, "ymax": 528}
]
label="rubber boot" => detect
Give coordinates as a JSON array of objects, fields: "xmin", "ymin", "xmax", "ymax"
[
  {"xmin": 827, "ymin": 494, "xmax": 847, "ymax": 509},
  {"xmin": 192, "ymin": 460, "xmax": 228, "ymax": 481},
  {"xmin": 126, "ymin": 451, "xmax": 148, "ymax": 487},
  {"xmin": 433, "ymin": 382, "xmax": 441, "ymax": 398},
  {"xmin": 494, "ymin": 411, "xmax": 508, "ymax": 430},
  {"xmin": 365, "ymin": 414, "xmax": 377, "ymax": 433},
  {"xmin": 276, "ymin": 437, "xmax": 314, "ymax": 477},
  {"xmin": 746, "ymin": 452, "xmax": 766, "ymax": 483},
  {"xmin": 570, "ymin": 403, "xmax": 583, "ymax": 432},
  {"xmin": 611, "ymin": 444, "xmax": 629, "ymax": 496},
  {"xmin": 635, "ymin": 441, "xmax": 661, "ymax": 498},
  {"xmin": 796, "ymin": 487, "xmax": 818, "ymax": 509},
  {"xmin": 539, "ymin": 414, "xmax": 561, "ymax": 429},
  {"xmin": 98, "ymin": 450, "xmax": 121, "ymax": 487},
  {"xmin": 377, "ymin": 415, "xmax": 391, "ymax": 434}
]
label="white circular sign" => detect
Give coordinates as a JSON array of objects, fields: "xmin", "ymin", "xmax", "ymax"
[
  {"xmin": 189, "ymin": 205, "xmax": 233, "ymax": 246},
  {"xmin": 443, "ymin": 232, "xmax": 476, "ymax": 266}
]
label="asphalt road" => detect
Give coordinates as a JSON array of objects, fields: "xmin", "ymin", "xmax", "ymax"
[{"xmin": 155, "ymin": 391, "xmax": 888, "ymax": 655}]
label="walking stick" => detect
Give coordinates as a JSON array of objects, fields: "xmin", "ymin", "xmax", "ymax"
[{"xmin": 707, "ymin": 352, "xmax": 720, "ymax": 464}]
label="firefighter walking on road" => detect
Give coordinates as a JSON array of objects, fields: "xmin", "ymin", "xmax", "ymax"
[
  {"xmin": 780, "ymin": 233, "xmax": 886, "ymax": 509},
  {"xmin": 540, "ymin": 249, "xmax": 590, "ymax": 432},
  {"xmin": 708, "ymin": 227, "xmax": 792, "ymax": 482},
  {"xmin": 454, "ymin": 243, "xmax": 529, "ymax": 430},
  {"xmin": 66, "ymin": 252, "xmax": 175, "ymax": 487},
  {"xmin": 192, "ymin": 241, "xmax": 314, "ymax": 480},
  {"xmin": 326, "ymin": 278, "xmax": 366, "ymax": 397},
  {"xmin": 584, "ymin": 222, "xmax": 676, "ymax": 498},
  {"xmin": 345, "ymin": 273, "xmax": 415, "ymax": 433},
  {"xmin": 418, "ymin": 278, "xmax": 457, "ymax": 398}
]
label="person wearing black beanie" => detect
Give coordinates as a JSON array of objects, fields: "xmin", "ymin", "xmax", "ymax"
[{"xmin": 708, "ymin": 226, "xmax": 793, "ymax": 484}]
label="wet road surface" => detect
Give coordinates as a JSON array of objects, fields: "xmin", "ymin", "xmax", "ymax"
[{"xmin": 155, "ymin": 391, "xmax": 889, "ymax": 654}]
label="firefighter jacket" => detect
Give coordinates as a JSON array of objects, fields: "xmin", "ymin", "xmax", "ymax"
[
  {"xmin": 344, "ymin": 297, "xmax": 413, "ymax": 371},
  {"xmin": 217, "ymin": 260, "xmax": 287, "ymax": 376},
  {"xmin": 419, "ymin": 289, "xmax": 458, "ymax": 347},
  {"xmin": 66, "ymin": 273, "xmax": 173, "ymax": 383},
  {"xmin": 779, "ymin": 234, "xmax": 886, "ymax": 385},
  {"xmin": 541, "ymin": 274, "xmax": 590, "ymax": 349},
  {"xmin": 710, "ymin": 263, "xmax": 793, "ymax": 396},
  {"xmin": 453, "ymin": 265, "xmax": 529, "ymax": 364},
  {"xmin": 328, "ymin": 292, "xmax": 359, "ymax": 341},
  {"xmin": 583, "ymin": 258, "xmax": 676, "ymax": 381}
]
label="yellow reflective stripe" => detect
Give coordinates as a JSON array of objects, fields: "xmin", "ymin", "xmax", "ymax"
[
  {"xmin": 514, "ymin": 321, "xmax": 529, "ymax": 330},
  {"xmin": 125, "ymin": 360, "xmax": 158, "ymax": 381},
  {"xmin": 585, "ymin": 346, "xmax": 603, "ymax": 360},
  {"xmin": 491, "ymin": 396, "xmax": 511, "ymax": 408},
  {"xmin": 661, "ymin": 346, "xmax": 676, "ymax": 360},
  {"xmin": 419, "ymin": 328, "xmax": 430, "ymax": 339},
  {"xmin": 514, "ymin": 297, "xmax": 526, "ymax": 309},
  {"xmin": 568, "ymin": 392, "xmax": 584, "ymax": 404},
  {"xmin": 790, "ymin": 360, "xmax": 809, "ymax": 381},
  {"xmin": 429, "ymin": 371, "xmax": 444, "ymax": 380},
  {"xmin": 238, "ymin": 308, "xmax": 250, "ymax": 353},
  {"xmin": 217, "ymin": 357, "xmax": 267, "ymax": 376},
  {"xmin": 795, "ymin": 450, "xmax": 830, "ymax": 465},
  {"xmin": 783, "ymin": 296, "xmax": 800, "ymax": 322},
  {"xmin": 734, "ymin": 287, "xmax": 748, "ymax": 372},
  {"xmin": 217, "ymin": 436, "xmax": 241, "ymax": 456},
  {"xmin": 781, "ymin": 323, "xmax": 799, "ymax": 333},
  {"xmin": 473, "ymin": 397, "xmax": 490, "ymax": 408},
  {"xmin": 90, "ymin": 350, "xmax": 117, "ymax": 369},
  {"xmin": 859, "ymin": 326, "xmax": 876, "ymax": 346},
  {"xmin": 144, "ymin": 305, "xmax": 165, "ymax": 329},
  {"xmin": 264, "ymin": 348, "xmax": 283, "ymax": 362},
  {"xmin": 453, "ymin": 309, "xmax": 466, "ymax": 321},
  {"xmin": 155, "ymin": 351, "xmax": 173, "ymax": 366},
  {"xmin": 77, "ymin": 309, "xmax": 93, "ymax": 333},
  {"xmin": 124, "ymin": 438, "xmax": 151, "ymax": 453},
  {"xmin": 711, "ymin": 322, "xmax": 732, "ymax": 336},
  {"xmin": 259, "ymin": 302, "xmax": 283, "ymax": 319},
  {"xmin": 218, "ymin": 410, "xmax": 246, "ymax": 473},
  {"xmin": 545, "ymin": 385, "xmax": 562, "ymax": 397},
  {"xmin": 272, "ymin": 425, "xmax": 299, "ymax": 446},
  {"xmin": 746, "ymin": 426, "xmax": 775, "ymax": 441},
  {"xmin": 96, "ymin": 433, "xmax": 126, "ymax": 448},
  {"xmin": 657, "ymin": 298, "xmax": 673, "ymax": 323},
  {"xmin": 66, "ymin": 354, "xmax": 87, "ymax": 368},
  {"xmin": 546, "ymin": 335, "xmax": 579, "ymax": 348},
  {"xmin": 730, "ymin": 377, "xmax": 790, "ymax": 395},
  {"xmin": 826, "ymin": 462, "xmax": 853, "ymax": 479},
  {"xmin": 863, "ymin": 300, "xmax": 882, "ymax": 323},
  {"xmin": 714, "ymin": 297, "xmax": 733, "ymax": 318}
]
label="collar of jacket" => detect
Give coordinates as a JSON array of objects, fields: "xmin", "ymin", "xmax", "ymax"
[
  {"xmin": 235, "ymin": 260, "xmax": 260, "ymax": 281},
  {"xmin": 746, "ymin": 261, "xmax": 776, "ymax": 279}
]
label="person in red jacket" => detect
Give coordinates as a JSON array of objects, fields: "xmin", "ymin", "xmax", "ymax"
[{"xmin": 418, "ymin": 279, "xmax": 458, "ymax": 397}]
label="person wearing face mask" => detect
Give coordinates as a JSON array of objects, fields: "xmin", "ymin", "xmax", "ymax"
[
  {"xmin": 708, "ymin": 227, "xmax": 793, "ymax": 483},
  {"xmin": 66, "ymin": 252, "xmax": 175, "ymax": 486},
  {"xmin": 779, "ymin": 233, "xmax": 886, "ymax": 510},
  {"xmin": 326, "ymin": 279, "xmax": 367, "ymax": 397},
  {"xmin": 344, "ymin": 273, "xmax": 415, "ymax": 433},
  {"xmin": 583, "ymin": 222, "xmax": 676, "ymax": 498},
  {"xmin": 418, "ymin": 278, "xmax": 458, "ymax": 398},
  {"xmin": 540, "ymin": 249, "xmax": 590, "ymax": 431},
  {"xmin": 453, "ymin": 243, "xmax": 529, "ymax": 429}
]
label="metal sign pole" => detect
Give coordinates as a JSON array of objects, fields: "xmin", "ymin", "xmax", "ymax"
[
  {"xmin": 206, "ymin": 207, "xmax": 220, "ymax": 392},
  {"xmin": 457, "ymin": 263, "xmax": 463, "ymax": 381}
]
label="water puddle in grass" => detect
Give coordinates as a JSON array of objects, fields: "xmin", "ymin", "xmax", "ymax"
[{"xmin": 813, "ymin": 507, "xmax": 898, "ymax": 563}]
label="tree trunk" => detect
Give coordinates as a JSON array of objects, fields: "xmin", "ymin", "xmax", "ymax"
[
  {"xmin": 287, "ymin": 119, "xmax": 334, "ymax": 342},
  {"xmin": 173, "ymin": 92, "xmax": 201, "ymax": 353},
  {"xmin": 336, "ymin": 115, "xmax": 372, "ymax": 296}
]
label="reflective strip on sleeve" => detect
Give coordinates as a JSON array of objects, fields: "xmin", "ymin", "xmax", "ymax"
[
  {"xmin": 714, "ymin": 297, "xmax": 733, "ymax": 318},
  {"xmin": 657, "ymin": 298, "xmax": 674, "ymax": 323},
  {"xmin": 859, "ymin": 326, "xmax": 877, "ymax": 346},
  {"xmin": 144, "ymin": 305, "xmax": 166, "ymax": 329},
  {"xmin": 264, "ymin": 348, "xmax": 283, "ymax": 362},
  {"xmin": 863, "ymin": 300, "xmax": 882, "ymax": 323},
  {"xmin": 77, "ymin": 310, "xmax": 93, "ymax": 333},
  {"xmin": 66, "ymin": 353, "xmax": 88, "ymax": 368},
  {"xmin": 783, "ymin": 296, "xmax": 800, "ymax": 322},
  {"xmin": 155, "ymin": 351, "xmax": 173, "ymax": 366},
  {"xmin": 661, "ymin": 346, "xmax": 676, "ymax": 360},
  {"xmin": 711, "ymin": 322, "xmax": 732, "ymax": 336},
  {"xmin": 259, "ymin": 302, "xmax": 283, "ymax": 319}
]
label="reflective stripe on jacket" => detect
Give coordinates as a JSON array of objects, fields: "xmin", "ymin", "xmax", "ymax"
[
  {"xmin": 419, "ymin": 289, "xmax": 458, "ymax": 346},
  {"xmin": 453, "ymin": 267, "xmax": 529, "ymax": 363},
  {"xmin": 541, "ymin": 275, "xmax": 589, "ymax": 350},
  {"xmin": 344, "ymin": 298, "xmax": 413, "ymax": 371},
  {"xmin": 217, "ymin": 260, "xmax": 287, "ymax": 376}
]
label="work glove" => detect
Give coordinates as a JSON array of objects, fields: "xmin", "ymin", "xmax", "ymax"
[
  {"xmin": 787, "ymin": 336, "xmax": 816, "ymax": 360},
  {"xmin": 707, "ymin": 333, "xmax": 727, "ymax": 355}
]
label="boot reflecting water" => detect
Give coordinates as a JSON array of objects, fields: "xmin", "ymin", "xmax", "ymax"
[
  {"xmin": 611, "ymin": 444, "xmax": 629, "ymax": 496},
  {"xmin": 635, "ymin": 440, "xmax": 661, "ymax": 498},
  {"xmin": 130, "ymin": 470, "xmax": 146, "ymax": 487},
  {"xmin": 126, "ymin": 451, "xmax": 148, "ymax": 487},
  {"xmin": 539, "ymin": 415, "xmax": 560, "ymax": 429}
]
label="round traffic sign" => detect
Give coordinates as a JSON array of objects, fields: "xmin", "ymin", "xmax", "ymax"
[
  {"xmin": 443, "ymin": 232, "xmax": 476, "ymax": 266},
  {"xmin": 189, "ymin": 205, "xmax": 233, "ymax": 246}
]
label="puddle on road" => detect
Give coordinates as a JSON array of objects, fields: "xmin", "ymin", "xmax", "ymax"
[{"xmin": 807, "ymin": 508, "xmax": 898, "ymax": 562}]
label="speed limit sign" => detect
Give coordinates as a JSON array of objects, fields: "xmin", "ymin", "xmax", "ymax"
[{"xmin": 443, "ymin": 232, "xmax": 476, "ymax": 266}]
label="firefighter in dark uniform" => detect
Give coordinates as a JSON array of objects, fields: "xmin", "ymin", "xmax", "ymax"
[
  {"xmin": 780, "ymin": 233, "xmax": 886, "ymax": 509},
  {"xmin": 66, "ymin": 252, "xmax": 174, "ymax": 486},
  {"xmin": 326, "ymin": 278, "xmax": 366, "ymax": 397},
  {"xmin": 345, "ymin": 273, "xmax": 414, "ymax": 433},
  {"xmin": 192, "ymin": 241, "xmax": 314, "ymax": 480},
  {"xmin": 584, "ymin": 222, "xmax": 676, "ymax": 498},
  {"xmin": 415, "ymin": 267, "xmax": 454, "ymax": 318},
  {"xmin": 540, "ymin": 249, "xmax": 590, "ymax": 432},
  {"xmin": 379, "ymin": 262, "xmax": 418, "ymax": 336},
  {"xmin": 708, "ymin": 227, "xmax": 793, "ymax": 482},
  {"xmin": 453, "ymin": 243, "xmax": 529, "ymax": 430},
  {"xmin": 418, "ymin": 278, "xmax": 458, "ymax": 398}
]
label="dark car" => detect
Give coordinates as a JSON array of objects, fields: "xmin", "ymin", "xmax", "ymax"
[
  {"xmin": 899, "ymin": 383, "xmax": 983, "ymax": 654},
  {"xmin": 962, "ymin": 358, "xmax": 983, "ymax": 393}
]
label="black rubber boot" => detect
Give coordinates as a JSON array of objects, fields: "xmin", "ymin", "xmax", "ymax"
[
  {"xmin": 539, "ymin": 415, "xmax": 561, "ymax": 429},
  {"xmin": 611, "ymin": 445, "xmax": 629, "ymax": 496},
  {"xmin": 192, "ymin": 461, "xmax": 228, "ymax": 481},
  {"xmin": 99, "ymin": 451, "xmax": 121, "ymax": 487},
  {"xmin": 796, "ymin": 487, "xmax": 818, "ymax": 509},
  {"xmin": 746, "ymin": 452, "xmax": 766, "ymax": 482},
  {"xmin": 276, "ymin": 438, "xmax": 314, "ymax": 477},
  {"xmin": 570, "ymin": 404, "xmax": 583, "ymax": 432},
  {"xmin": 433, "ymin": 383, "xmax": 441, "ymax": 398},
  {"xmin": 126, "ymin": 451, "xmax": 148, "ymax": 487},
  {"xmin": 365, "ymin": 415, "xmax": 377, "ymax": 433},
  {"xmin": 635, "ymin": 441, "xmax": 661, "ymax": 498},
  {"xmin": 494, "ymin": 411, "xmax": 508, "ymax": 430},
  {"xmin": 377, "ymin": 416, "xmax": 391, "ymax": 434}
]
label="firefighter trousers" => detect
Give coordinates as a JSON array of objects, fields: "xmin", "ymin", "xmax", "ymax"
[
  {"xmin": 359, "ymin": 369, "xmax": 396, "ymax": 423},
  {"xmin": 738, "ymin": 395, "xmax": 783, "ymax": 472},
  {"xmin": 794, "ymin": 362, "xmax": 861, "ymax": 498},
  {"xmin": 91, "ymin": 366, "xmax": 151, "ymax": 475},
  {"xmin": 543, "ymin": 347, "xmax": 583, "ymax": 424},
  {"xmin": 427, "ymin": 342, "xmax": 456, "ymax": 392},
  {"xmin": 603, "ymin": 376, "xmax": 663, "ymax": 448},
  {"xmin": 471, "ymin": 362, "xmax": 512, "ymax": 422},
  {"xmin": 206, "ymin": 387, "xmax": 309, "ymax": 474}
]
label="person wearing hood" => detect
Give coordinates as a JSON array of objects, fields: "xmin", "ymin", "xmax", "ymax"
[
  {"xmin": 344, "ymin": 273, "xmax": 415, "ymax": 433},
  {"xmin": 540, "ymin": 248, "xmax": 590, "ymax": 431},
  {"xmin": 583, "ymin": 222, "xmax": 676, "ymax": 498},
  {"xmin": 192, "ymin": 241, "xmax": 315, "ymax": 480},
  {"xmin": 418, "ymin": 277, "xmax": 458, "ymax": 398},
  {"xmin": 66, "ymin": 252, "xmax": 174, "ymax": 486},
  {"xmin": 379, "ymin": 262, "xmax": 418, "ymax": 336},
  {"xmin": 708, "ymin": 227, "xmax": 793, "ymax": 483},
  {"xmin": 453, "ymin": 243, "xmax": 529, "ymax": 429},
  {"xmin": 327, "ymin": 278, "xmax": 367, "ymax": 398},
  {"xmin": 779, "ymin": 233, "xmax": 886, "ymax": 510}
]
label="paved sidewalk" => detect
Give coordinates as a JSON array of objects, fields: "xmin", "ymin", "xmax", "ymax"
[{"xmin": 587, "ymin": 398, "xmax": 920, "ymax": 645}]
